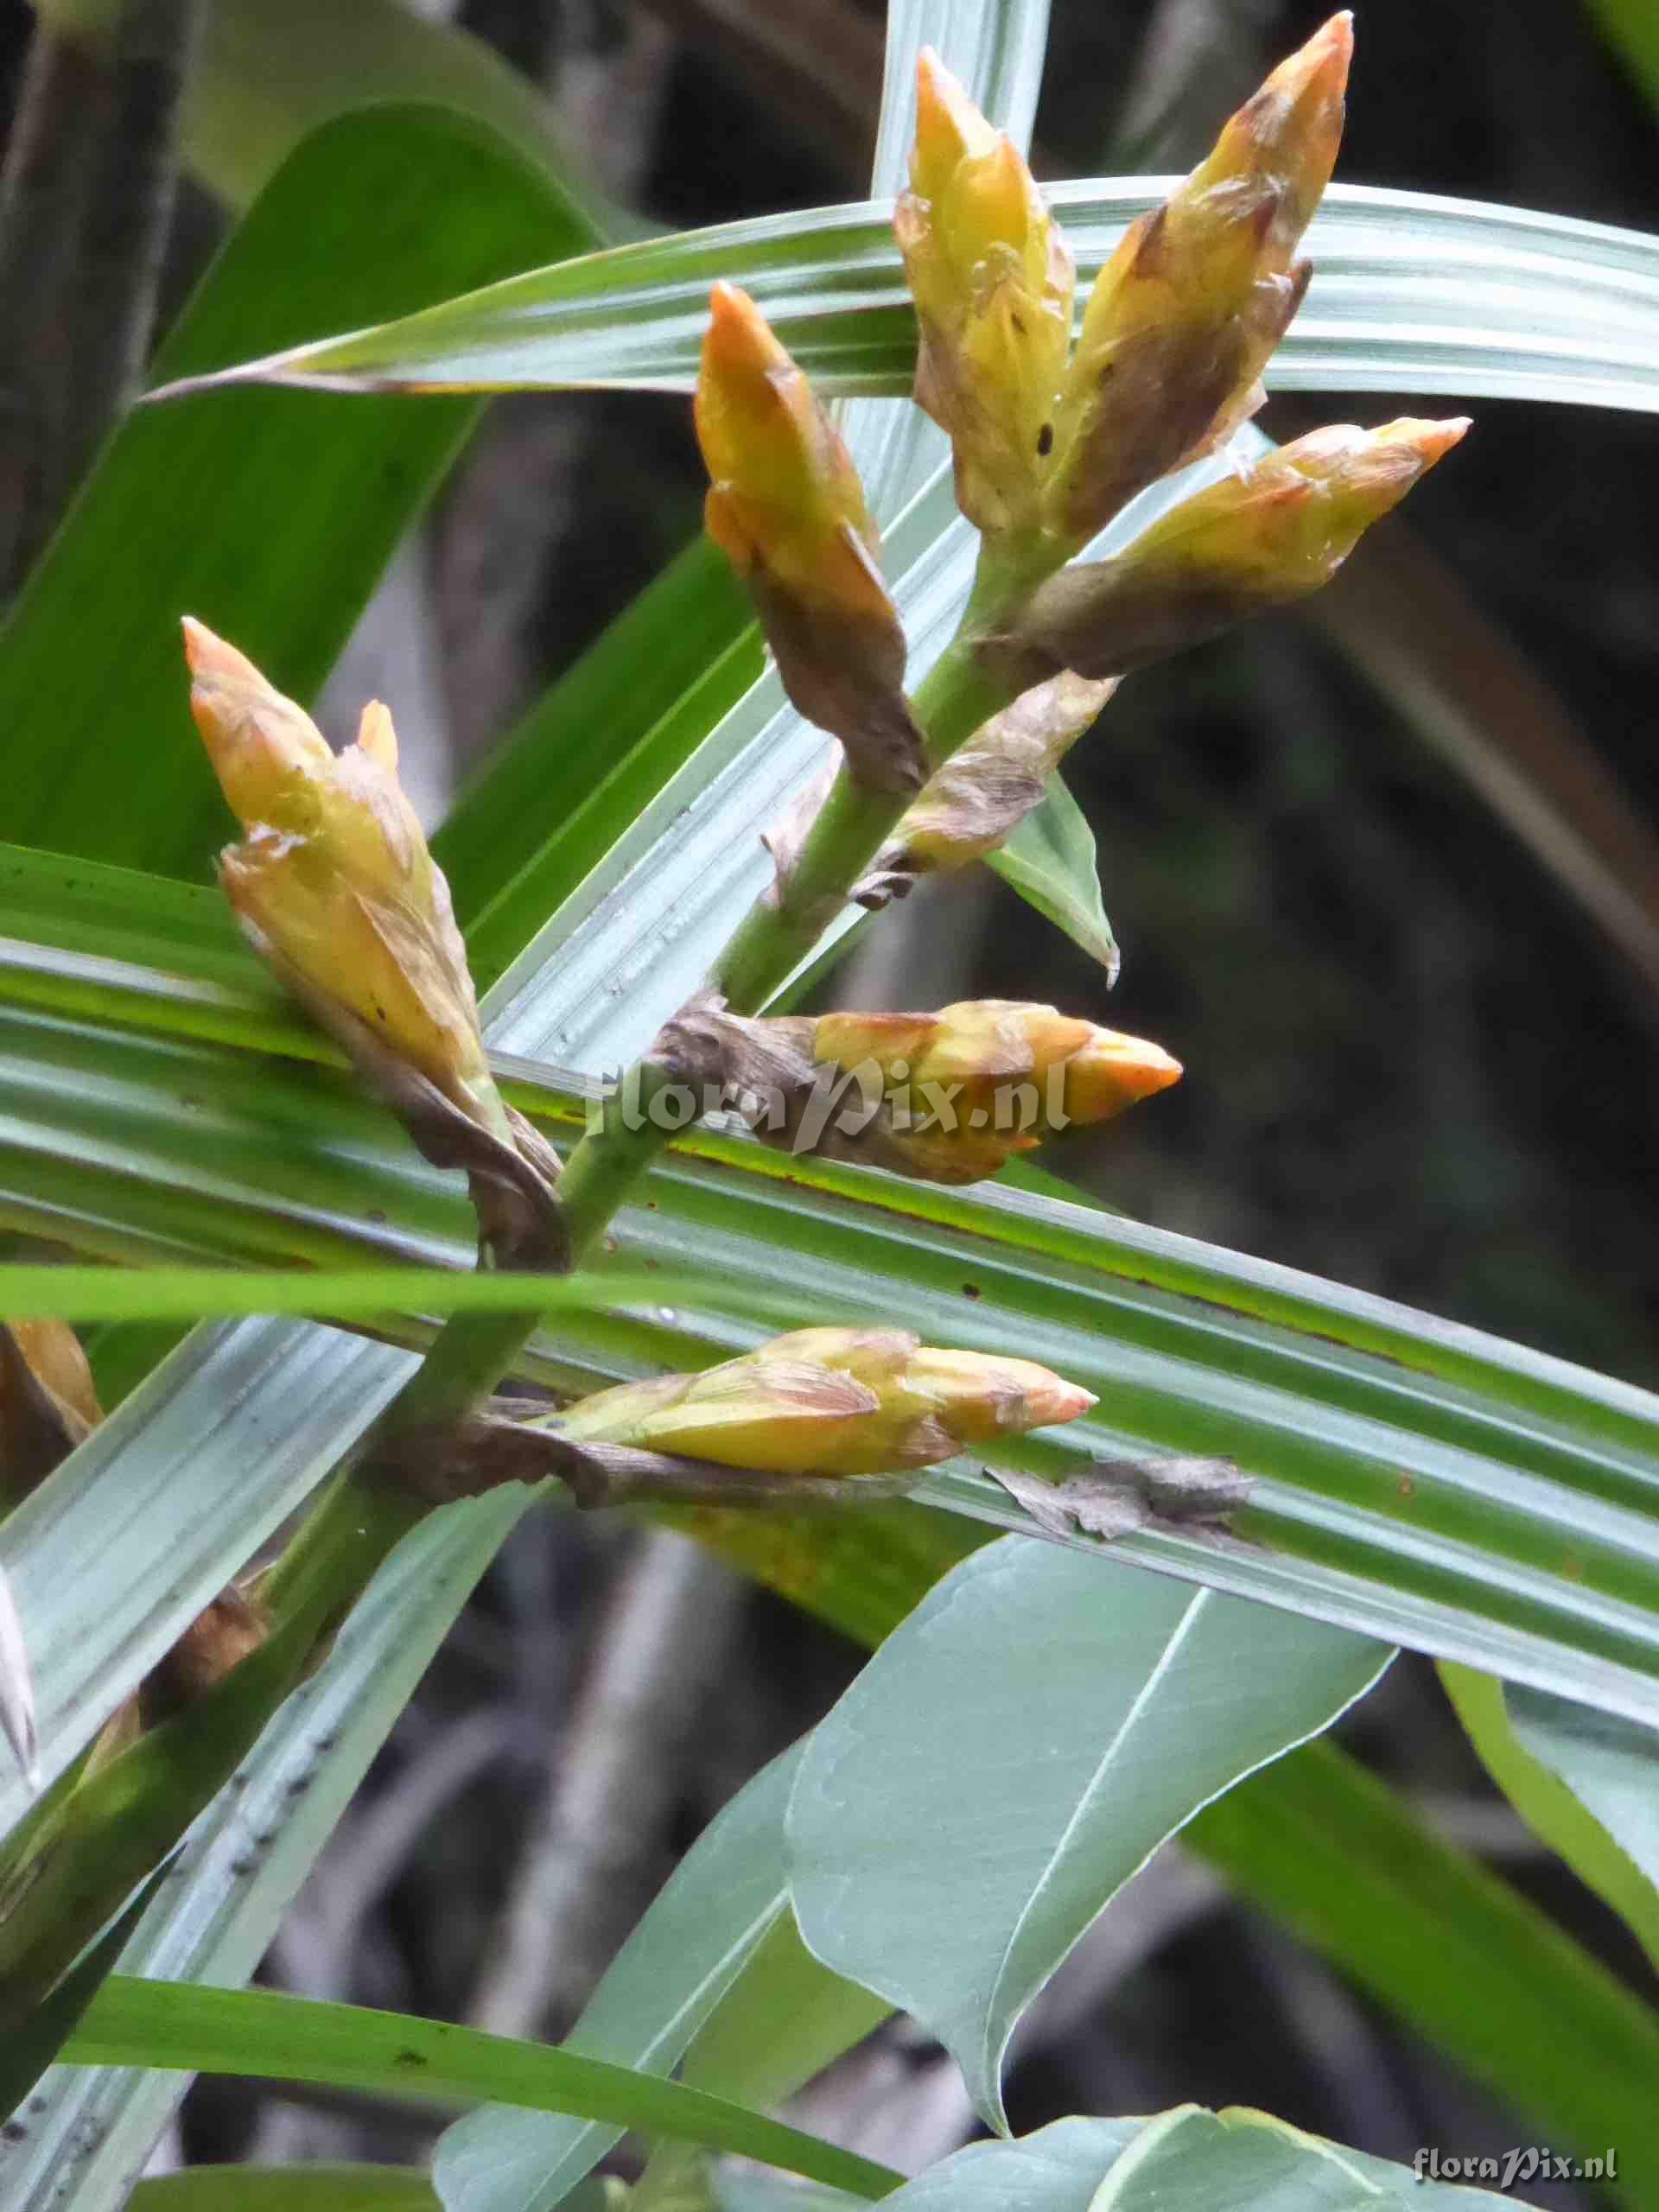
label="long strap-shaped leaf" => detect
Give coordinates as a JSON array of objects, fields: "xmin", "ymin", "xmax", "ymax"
[
  {"xmin": 57, "ymin": 1980, "xmax": 898, "ymax": 2199},
  {"xmin": 162, "ymin": 182, "xmax": 1659, "ymax": 413},
  {"xmin": 4, "ymin": 948, "xmax": 1659, "ymax": 1757}
]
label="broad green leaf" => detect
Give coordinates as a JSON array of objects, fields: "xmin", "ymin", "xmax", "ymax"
[
  {"xmin": 60, "ymin": 1980, "xmax": 898, "ymax": 2200},
  {"xmin": 185, "ymin": 0, "xmax": 619, "ymax": 229},
  {"xmin": 1442, "ymin": 1662, "xmax": 1659, "ymax": 1973},
  {"xmin": 1087, "ymin": 2106, "xmax": 1505, "ymax": 2210},
  {"xmin": 0, "ymin": 104, "xmax": 593, "ymax": 878},
  {"xmin": 129, "ymin": 2171, "xmax": 440, "ymax": 2212},
  {"xmin": 167, "ymin": 186, "xmax": 1659, "ymax": 416},
  {"xmin": 1191, "ymin": 1737, "xmax": 1659, "ymax": 2177},
  {"xmin": 435, "ymin": 1745, "xmax": 804, "ymax": 2212},
  {"xmin": 636, "ymin": 1914, "xmax": 892, "ymax": 2212},
  {"xmin": 3, "ymin": 1486, "xmax": 536, "ymax": 2209},
  {"xmin": 828, "ymin": 2118, "xmax": 1141, "ymax": 2212},
  {"xmin": 988, "ymin": 775, "xmax": 1118, "ymax": 980},
  {"xmin": 787, "ymin": 1536, "xmax": 1390, "ymax": 2128}
]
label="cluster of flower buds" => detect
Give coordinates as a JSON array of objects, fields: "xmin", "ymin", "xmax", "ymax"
[
  {"xmin": 695, "ymin": 283, "xmax": 925, "ymax": 794},
  {"xmin": 556, "ymin": 1325, "xmax": 1095, "ymax": 1477},
  {"xmin": 657, "ymin": 993, "xmax": 1180, "ymax": 1186},
  {"xmin": 898, "ymin": 16, "xmax": 1355, "ymax": 563},
  {"xmin": 700, "ymin": 16, "xmax": 1467, "ymax": 969},
  {"xmin": 184, "ymin": 620, "xmax": 566, "ymax": 1269},
  {"xmin": 987, "ymin": 419, "xmax": 1470, "ymax": 690},
  {"xmin": 897, "ymin": 48, "xmax": 1074, "ymax": 537}
]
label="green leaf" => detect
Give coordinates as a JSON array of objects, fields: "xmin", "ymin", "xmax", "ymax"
[
  {"xmin": 129, "ymin": 2171, "xmax": 440, "ymax": 2212},
  {"xmin": 1190, "ymin": 1736, "xmax": 1659, "ymax": 2177},
  {"xmin": 635, "ymin": 1914, "xmax": 892, "ymax": 2211},
  {"xmin": 988, "ymin": 775, "xmax": 1118, "ymax": 980},
  {"xmin": 1442, "ymin": 1662, "xmax": 1659, "ymax": 1973},
  {"xmin": 435, "ymin": 1745, "xmax": 804, "ymax": 2212},
  {"xmin": 438, "ymin": 540, "xmax": 762, "ymax": 987},
  {"xmin": 0, "ymin": 103, "xmax": 593, "ymax": 878},
  {"xmin": 163, "ymin": 186, "xmax": 1659, "ymax": 416},
  {"xmin": 0, "ymin": 1868, "xmax": 163, "ymax": 2122},
  {"xmin": 787, "ymin": 1536, "xmax": 1390, "ymax": 2129},
  {"xmin": 61, "ymin": 1980, "xmax": 899, "ymax": 2202},
  {"xmin": 3, "ymin": 1485, "xmax": 537, "ymax": 2206},
  {"xmin": 0, "ymin": 1262, "xmax": 783, "ymax": 1327},
  {"xmin": 9, "ymin": 933, "xmax": 1659, "ymax": 1738},
  {"xmin": 129, "ymin": 2171, "xmax": 439, "ymax": 2212},
  {"xmin": 1085, "ymin": 2106, "xmax": 1504, "ymax": 2210},
  {"xmin": 824, "ymin": 2118, "xmax": 1141, "ymax": 2212},
  {"xmin": 185, "ymin": 0, "xmax": 620, "ymax": 232}
]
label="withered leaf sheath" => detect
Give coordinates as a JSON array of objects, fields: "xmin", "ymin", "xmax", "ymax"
[
  {"xmin": 551, "ymin": 1326, "xmax": 1096, "ymax": 1477},
  {"xmin": 860, "ymin": 671, "xmax": 1116, "ymax": 902},
  {"xmin": 183, "ymin": 620, "xmax": 567, "ymax": 1269},
  {"xmin": 695, "ymin": 283, "xmax": 926, "ymax": 794},
  {"xmin": 1043, "ymin": 13, "xmax": 1353, "ymax": 550},
  {"xmin": 987, "ymin": 419, "xmax": 1469, "ymax": 689}
]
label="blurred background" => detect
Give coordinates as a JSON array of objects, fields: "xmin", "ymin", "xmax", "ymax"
[{"xmin": 3, "ymin": 0, "xmax": 1656, "ymax": 2198}]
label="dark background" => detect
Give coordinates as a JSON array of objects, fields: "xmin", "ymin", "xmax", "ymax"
[{"xmin": 3, "ymin": 0, "xmax": 1656, "ymax": 2196}]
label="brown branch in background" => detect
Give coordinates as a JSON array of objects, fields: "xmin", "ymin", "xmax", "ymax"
[
  {"xmin": 635, "ymin": 0, "xmax": 882, "ymax": 181},
  {"xmin": 1309, "ymin": 527, "xmax": 1659, "ymax": 1003},
  {"xmin": 0, "ymin": 19, "xmax": 106, "ymax": 596},
  {"xmin": 71, "ymin": 0, "xmax": 206, "ymax": 491},
  {"xmin": 0, "ymin": 0, "xmax": 204, "ymax": 601},
  {"xmin": 467, "ymin": 1529, "xmax": 744, "ymax": 2039}
]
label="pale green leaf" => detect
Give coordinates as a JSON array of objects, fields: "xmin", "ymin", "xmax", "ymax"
[
  {"xmin": 787, "ymin": 1536, "xmax": 1390, "ymax": 2128},
  {"xmin": 988, "ymin": 775, "xmax": 1118, "ymax": 980},
  {"xmin": 435, "ymin": 1745, "xmax": 803, "ymax": 2212},
  {"xmin": 162, "ymin": 188, "xmax": 1659, "ymax": 416},
  {"xmin": 1442, "ymin": 1663, "xmax": 1659, "ymax": 1973}
]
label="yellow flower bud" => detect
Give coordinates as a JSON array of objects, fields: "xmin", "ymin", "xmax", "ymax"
[
  {"xmin": 695, "ymin": 283, "xmax": 924, "ymax": 792},
  {"xmin": 896, "ymin": 49, "xmax": 1075, "ymax": 537},
  {"xmin": 992, "ymin": 418, "xmax": 1469, "ymax": 686},
  {"xmin": 185, "ymin": 620, "xmax": 565, "ymax": 1266},
  {"xmin": 809, "ymin": 998, "xmax": 1181, "ymax": 1183},
  {"xmin": 1044, "ymin": 13, "xmax": 1353, "ymax": 547},
  {"xmin": 559, "ymin": 1325, "xmax": 1093, "ymax": 1476}
]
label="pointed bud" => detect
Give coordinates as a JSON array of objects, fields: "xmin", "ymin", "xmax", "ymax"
[
  {"xmin": 992, "ymin": 418, "xmax": 1468, "ymax": 686},
  {"xmin": 896, "ymin": 50, "xmax": 1075, "ymax": 537},
  {"xmin": 695, "ymin": 283, "xmax": 925, "ymax": 792},
  {"xmin": 878, "ymin": 671, "xmax": 1116, "ymax": 877},
  {"xmin": 185, "ymin": 620, "xmax": 565, "ymax": 1267},
  {"xmin": 1045, "ymin": 14, "xmax": 1352, "ymax": 547},
  {"xmin": 560, "ymin": 1325, "xmax": 1094, "ymax": 1476},
  {"xmin": 809, "ymin": 998, "xmax": 1181, "ymax": 1182}
]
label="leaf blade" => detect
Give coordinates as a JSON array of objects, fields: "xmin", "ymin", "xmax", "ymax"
[{"xmin": 786, "ymin": 1535, "xmax": 1389, "ymax": 2126}]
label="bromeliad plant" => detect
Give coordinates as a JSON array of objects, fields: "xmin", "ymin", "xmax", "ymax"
[{"xmin": 3, "ymin": 9, "xmax": 1659, "ymax": 2209}]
